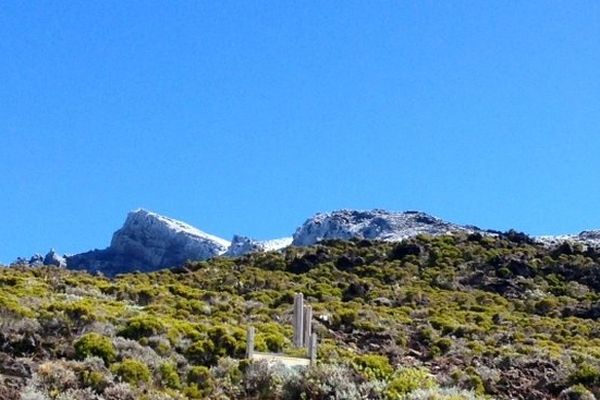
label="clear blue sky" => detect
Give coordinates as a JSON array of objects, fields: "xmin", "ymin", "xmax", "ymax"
[{"xmin": 1, "ymin": 2, "xmax": 599, "ymax": 262}]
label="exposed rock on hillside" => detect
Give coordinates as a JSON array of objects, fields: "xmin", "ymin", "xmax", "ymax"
[
  {"xmin": 579, "ymin": 230, "xmax": 600, "ymax": 245},
  {"xmin": 43, "ymin": 249, "xmax": 66, "ymax": 268},
  {"xmin": 14, "ymin": 208, "xmax": 600, "ymax": 275},
  {"xmin": 67, "ymin": 209, "xmax": 230, "ymax": 275},
  {"xmin": 536, "ymin": 230, "xmax": 600, "ymax": 248},
  {"xmin": 292, "ymin": 209, "xmax": 482, "ymax": 246},
  {"xmin": 12, "ymin": 250, "xmax": 66, "ymax": 268},
  {"xmin": 224, "ymin": 235, "xmax": 292, "ymax": 257}
]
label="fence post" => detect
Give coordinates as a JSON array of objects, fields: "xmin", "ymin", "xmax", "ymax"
[
  {"xmin": 308, "ymin": 333, "xmax": 317, "ymax": 365},
  {"xmin": 303, "ymin": 305, "xmax": 312, "ymax": 348},
  {"xmin": 246, "ymin": 326, "xmax": 255, "ymax": 359},
  {"xmin": 293, "ymin": 293, "xmax": 304, "ymax": 347}
]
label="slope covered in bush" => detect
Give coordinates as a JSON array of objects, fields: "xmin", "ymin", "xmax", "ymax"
[{"xmin": 1, "ymin": 233, "xmax": 600, "ymax": 399}]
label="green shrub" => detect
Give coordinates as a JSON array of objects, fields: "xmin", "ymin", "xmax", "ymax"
[
  {"xmin": 74, "ymin": 333, "xmax": 116, "ymax": 364},
  {"xmin": 569, "ymin": 362, "xmax": 600, "ymax": 386},
  {"xmin": 262, "ymin": 332, "xmax": 286, "ymax": 353},
  {"xmin": 434, "ymin": 338, "xmax": 453, "ymax": 354},
  {"xmin": 386, "ymin": 367, "xmax": 437, "ymax": 397},
  {"xmin": 50, "ymin": 300, "xmax": 95, "ymax": 322},
  {"xmin": 159, "ymin": 361, "xmax": 181, "ymax": 389},
  {"xmin": 534, "ymin": 297, "xmax": 559, "ymax": 315},
  {"xmin": 186, "ymin": 339, "xmax": 217, "ymax": 365},
  {"xmin": 560, "ymin": 384, "xmax": 596, "ymax": 400},
  {"xmin": 463, "ymin": 367, "xmax": 485, "ymax": 395},
  {"xmin": 352, "ymin": 353, "xmax": 393, "ymax": 380},
  {"xmin": 81, "ymin": 370, "xmax": 108, "ymax": 392},
  {"xmin": 111, "ymin": 358, "xmax": 151, "ymax": 386},
  {"xmin": 119, "ymin": 315, "xmax": 165, "ymax": 339},
  {"xmin": 187, "ymin": 365, "xmax": 212, "ymax": 385}
]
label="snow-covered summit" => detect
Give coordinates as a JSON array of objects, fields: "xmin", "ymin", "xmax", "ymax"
[
  {"xmin": 580, "ymin": 230, "xmax": 600, "ymax": 245},
  {"xmin": 224, "ymin": 235, "xmax": 293, "ymax": 257},
  {"xmin": 537, "ymin": 230, "xmax": 600, "ymax": 248},
  {"xmin": 68, "ymin": 209, "xmax": 230, "ymax": 275},
  {"xmin": 113, "ymin": 209, "xmax": 230, "ymax": 250},
  {"xmin": 292, "ymin": 209, "xmax": 482, "ymax": 246},
  {"xmin": 20, "ymin": 207, "xmax": 600, "ymax": 276}
]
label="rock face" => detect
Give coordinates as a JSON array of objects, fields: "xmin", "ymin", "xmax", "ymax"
[
  {"xmin": 224, "ymin": 235, "xmax": 293, "ymax": 257},
  {"xmin": 43, "ymin": 249, "xmax": 66, "ymax": 268},
  {"xmin": 29, "ymin": 254, "xmax": 44, "ymax": 266},
  {"xmin": 292, "ymin": 209, "xmax": 482, "ymax": 246},
  {"xmin": 17, "ymin": 207, "xmax": 600, "ymax": 276},
  {"xmin": 11, "ymin": 250, "xmax": 66, "ymax": 268},
  {"xmin": 67, "ymin": 210, "xmax": 230, "ymax": 275},
  {"xmin": 537, "ymin": 230, "xmax": 600, "ymax": 248},
  {"xmin": 579, "ymin": 231, "xmax": 600, "ymax": 246}
]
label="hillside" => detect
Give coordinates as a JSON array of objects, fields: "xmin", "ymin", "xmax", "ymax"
[{"xmin": 2, "ymin": 233, "xmax": 600, "ymax": 399}]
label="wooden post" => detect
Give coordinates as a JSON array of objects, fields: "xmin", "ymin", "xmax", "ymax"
[
  {"xmin": 246, "ymin": 326, "xmax": 255, "ymax": 359},
  {"xmin": 308, "ymin": 333, "xmax": 317, "ymax": 365},
  {"xmin": 293, "ymin": 293, "xmax": 304, "ymax": 347},
  {"xmin": 303, "ymin": 305, "xmax": 312, "ymax": 349}
]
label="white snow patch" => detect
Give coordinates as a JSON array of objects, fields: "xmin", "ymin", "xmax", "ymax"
[{"xmin": 130, "ymin": 209, "xmax": 231, "ymax": 249}]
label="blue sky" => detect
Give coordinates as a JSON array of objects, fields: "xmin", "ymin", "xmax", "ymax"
[{"xmin": 1, "ymin": 1, "xmax": 599, "ymax": 262}]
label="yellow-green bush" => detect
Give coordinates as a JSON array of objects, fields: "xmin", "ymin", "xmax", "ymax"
[
  {"xmin": 111, "ymin": 358, "xmax": 151, "ymax": 386},
  {"xmin": 386, "ymin": 367, "xmax": 437, "ymax": 398},
  {"xmin": 74, "ymin": 333, "xmax": 116, "ymax": 364}
]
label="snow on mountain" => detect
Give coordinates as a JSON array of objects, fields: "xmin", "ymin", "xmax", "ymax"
[
  {"xmin": 536, "ymin": 230, "xmax": 600, "ymax": 248},
  {"xmin": 13, "ymin": 207, "xmax": 600, "ymax": 275},
  {"xmin": 261, "ymin": 237, "xmax": 294, "ymax": 251},
  {"xmin": 292, "ymin": 209, "xmax": 482, "ymax": 246},
  {"xmin": 44, "ymin": 249, "xmax": 66, "ymax": 268},
  {"xmin": 67, "ymin": 209, "xmax": 230, "ymax": 275},
  {"xmin": 224, "ymin": 235, "xmax": 293, "ymax": 257},
  {"xmin": 110, "ymin": 209, "xmax": 230, "ymax": 259},
  {"xmin": 579, "ymin": 231, "xmax": 600, "ymax": 245}
]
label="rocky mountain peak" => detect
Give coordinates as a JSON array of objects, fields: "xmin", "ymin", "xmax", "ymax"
[
  {"xmin": 292, "ymin": 209, "xmax": 481, "ymax": 246},
  {"xmin": 16, "ymin": 207, "xmax": 600, "ymax": 276},
  {"xmin": 67, "ymin": 209, "xmax": 230, "ymax": 275},
  {"xmin": 224, "ymin": 235, "xmax": 293, "ymax": 257},
  {"xmin": 111, "ymin": 209, "xmax": 230, "ymax": 251},
  {"xmin": 579, "ymin": 230, "xmax": 600, "ymax": 243},
  {"xmin": 43, "ymin": 248, "xmax": 66, "ymax": 268}
]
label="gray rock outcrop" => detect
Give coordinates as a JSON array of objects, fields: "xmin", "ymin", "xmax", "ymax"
[
  {"xmin": 67, "ymin": 209, "xmax": 230, "ymax": 275},
  {"xmin": 17, "ymin": 207, "xmax": 600, "ymax": 276},
  {"xmin": 224, "ymin": 235, "xmax": 292, "ymax": 257},
  {"xmin": 43, "ymin": 249, "xmax": 66, "ymax": 267},
  {"xmin": 292, "ymin": 209, "xmax": 482, "ymax": 246}
]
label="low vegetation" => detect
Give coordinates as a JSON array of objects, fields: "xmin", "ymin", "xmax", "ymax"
[{"xmin": 2, "ymin": 232, "xmax": 600, "ymax": 399}]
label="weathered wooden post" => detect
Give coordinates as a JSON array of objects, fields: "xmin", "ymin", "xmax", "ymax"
[
  {"xmin": 246, "ymin": 326, "xmax": 255, "ymax": 359},
  {"xmin": 293, "ymin": 293, "xmax": 304, "ymax": 347},
  {"xmin": 303, "ymin": 305, "xmax": 312, "ymax": 348},
  {"xmin": 308, "ymin": 333, "xmax": 317, "ymax": 365}
]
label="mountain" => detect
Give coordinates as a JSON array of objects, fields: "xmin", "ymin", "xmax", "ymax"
[
  {"xmin": 67, "ymin": 209, "xmax": 230, "ymax": 275},
  {"xmin": 224, "ymin": 235, "xmax": 293, "ymax": 257},
  {"xmin": 12, "ymin": 249, "xmax": 66, "ymax": 268},
  {"xmin": 580, "ymin": 230, "xmax": 600, "ymax": 245},
  {"xmin": 12, "ymin": 208, "xmax": 600, "ymax": 275},
  {"xmin": 62, "ymin": 208, "xmax": 480, "ymax": 274},
  {"xmin": 536, "ymin": 230, "xmax": 600, "ymax": 247},
  {"xmin": 292, "ymin": 209, "xmax": 483, "ymax": 246}
]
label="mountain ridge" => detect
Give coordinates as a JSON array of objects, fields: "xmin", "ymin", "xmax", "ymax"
[{"xmin": 10, "ymin": 208, "xmax": 600, "ymax": 275}]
